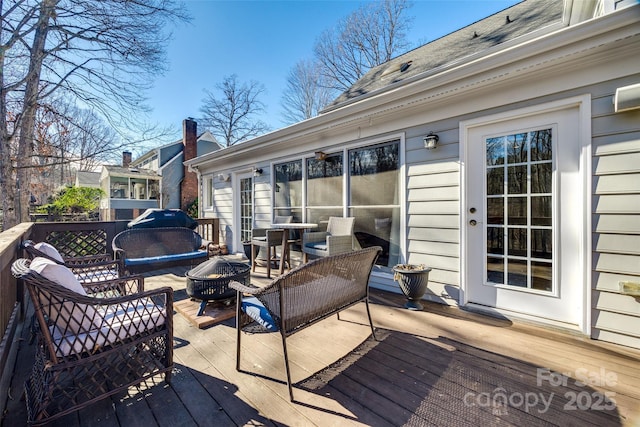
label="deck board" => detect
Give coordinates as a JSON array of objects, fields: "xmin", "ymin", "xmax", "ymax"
[{"xmin": 2, "ymin": 263, "xmax": 639, "ymax": 426}]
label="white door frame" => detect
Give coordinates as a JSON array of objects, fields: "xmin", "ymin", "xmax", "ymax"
[
  {"xmin": 232, "ymin": 171, "xmax": 254, "ymax": 254},
  {"xmin": 459, "ymin": 95, "xmax": 592, "ymax": 334}
]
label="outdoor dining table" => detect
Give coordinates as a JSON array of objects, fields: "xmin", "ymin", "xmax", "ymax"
[{"xmin": 270, "ymin": 222, "xmax": 318, "ymax": 275}]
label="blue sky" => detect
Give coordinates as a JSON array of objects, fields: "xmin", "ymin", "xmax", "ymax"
[{"xmin": 147, "ymin": 0, "xmax": 520, "ymax": 142}]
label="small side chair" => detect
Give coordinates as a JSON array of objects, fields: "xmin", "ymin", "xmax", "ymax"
[
  {"xmin": 302, "ymin": 216, "xmax": 357, "ymax": 262},
  {"xmin": 250, "ymin": 215, "xmax": 293, "ymax": 278}
]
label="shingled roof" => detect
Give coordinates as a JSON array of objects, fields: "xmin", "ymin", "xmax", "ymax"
[{"xmin": 325, "ymin": 0, "xmax": 564, "ymax": 109}]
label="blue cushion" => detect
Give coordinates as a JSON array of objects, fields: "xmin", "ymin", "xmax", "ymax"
[
  {"xmin": 305, "ymin": 242, "xmax": 328, "ymax": 251},
  {"xmin": 241, "ymin": 297, "xmax": 278, "ymax": 331},
  {"xmin": 125, "ymin": 251, "xmax": 207, "ymax": 266}
]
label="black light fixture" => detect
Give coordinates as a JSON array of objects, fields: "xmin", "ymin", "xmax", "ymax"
[
  {"xmin": 423, "ymin": 132, "xmax": 439, "ymax": 150},
  {"xmin": 315, "ymin": 151, "xmax": 327, "ymax": 161},
  {"xmin": 253, "ymin": 167, "xmax": 263, "ymax": 176}
]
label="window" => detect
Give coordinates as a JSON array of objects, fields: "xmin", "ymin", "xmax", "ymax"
[
  {"xmin": 204, "ymin": 176, "xmax": 214, "ymax": 208},
  {"xmin": 348, "ymin": 141, "xmax": 400, "ymax": 267},
  {"xmin": 273, "ymin": 139, "xmax": 401, "ymax": 268},
  {"xmin": 110, "ymin": 177, "xmax": 129, "ymax": 198},
  {"xmin": 274, "ymin": 160, "xmax": 303, "ymax": 222},
  {"xmin": 306, "ymin": 153, "xmax": 343, "ymax": 224}
]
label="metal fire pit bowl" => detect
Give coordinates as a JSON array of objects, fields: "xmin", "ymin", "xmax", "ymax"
[{"xmin": 186, "ymin": 258, "xmax": 250, "ymax": 315}]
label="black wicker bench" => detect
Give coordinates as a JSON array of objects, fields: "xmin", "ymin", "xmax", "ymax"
[{"xmin": 112, "ymin": 227, "xmax": 209, "ymax": 274}]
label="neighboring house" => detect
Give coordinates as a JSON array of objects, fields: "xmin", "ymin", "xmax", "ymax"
[
  {"xmin": 186, "ymin": 0, "xmax": 640, "ymax": 349},
  {"xmin": 100, "ymin": 119, "xmax": 221, "ymax": 220},
  {"xmin": 74, "ymin": 171, "xmax": 101, "ymax": 188}
]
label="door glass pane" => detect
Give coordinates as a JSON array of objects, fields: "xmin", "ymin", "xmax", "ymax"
[
  {"xmin": 486, "ymin": 168, "xmax": 504, "ymax": 195},
  {"xmin": 507, "ymin": 228, "xmax": 527, "ymax": 257},
  {"xmin": 507, "ymin": 165, "xmax": 527, "ymax": 194},
  {"xmin": 486, "ymin": 137, "xmax": 505, "ymax": 166},
  {"xmin": 507, "ymin": 259, "xmax": 528, "ymax": 287},
  {"xmin": 531, "ymin": 196, "xmax": 552, "ymax": 226},
  {"xmin": 506, "ymin": 133, "xmax": 528, "ymax": 163},
  {"xmin": 487, "ymin": 256, "xmax": 504, "ymax": 284},
  {"xmin": 530, "ymin": 129, "xmax": 552, "ymax": 161},
  {"xmin": 240, "ymin": 178, "xmax": 253, "ymax": 242},
  {"xmin": 507, "ymin": 197, "xmax": 527, "ymax": 225},
  {"xmin": 531, "ymin": 163, "xmax": 552, "ymax": 193},
  {"xmin": 531, "ymin": 229, "xmax": 552, "ymax": 259},
  {"xmin": 485, "ymin": 128, "xmax": 553, "ymax": 291},
  {"xmin": 487, "ymin": 227, "xmax": 503, "ymax": 255},
  {"xmin": 486, "ymin": 198, "xmax": 503, "ymax": 224},
  {"xmin": 532, "ymin": 261, "xmax": 552, "ymax": 291}
]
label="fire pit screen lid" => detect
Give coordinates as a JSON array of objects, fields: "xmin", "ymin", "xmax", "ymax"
[{"xmin": 186, "ymin": 257, "xmax": 250, "ymax": 279}]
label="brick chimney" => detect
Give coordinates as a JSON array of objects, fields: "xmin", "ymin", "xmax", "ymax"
[
  {"xmin": 122, "ymin": 151, "xmax": 132, "ymax": 167},
  {"xmin": 181, "ymin": 118, "xmax": 198, "ymax": 212}
]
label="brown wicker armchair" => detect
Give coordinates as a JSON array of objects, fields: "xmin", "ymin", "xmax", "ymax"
[
  {"xmin": 22, "ymin": 240, "xmax": 121, "ymax": 284},
  {"xmin": 12, "ymin": 257, "xmax": 173, "ymax": 425},
  {"xmin": 230, "ymin": 246, "xmax": 381, "ymax": 401}
]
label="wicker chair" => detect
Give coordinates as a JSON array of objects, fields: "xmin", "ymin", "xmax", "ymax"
[
  {"xmin": 302, "ymin": 216, "xmax": 357, "ymax": 262},
  {"xmin": 22, "ymin": 240, "xmax": 121, "ymax": 284},
  {"xmin": 12, "ymin": 257, "xmax": 173, "ymax": 425},
  {"xmin": 250, "ymin": 215, "xmax": 293, "ymax": 279},
  {"xmin": 230, "ymin": 246, "xmax": 381, "ymax": 401}
]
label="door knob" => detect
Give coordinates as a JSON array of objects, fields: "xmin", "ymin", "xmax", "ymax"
[{"xmin": 469, "ymin": 219, "xmax": 477, "ymax": 226}]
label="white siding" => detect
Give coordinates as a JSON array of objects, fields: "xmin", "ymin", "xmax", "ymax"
[
  {"xmin": 591, "ymin": 75, "xmax": 640, "ymax": 349},
  {"xmin": 253, "ymin": 166, "xmax": 273, "ymax": 228},
  {"xmin": 405, "ymin": 125, "xmax": 460, "ymax": 305}
]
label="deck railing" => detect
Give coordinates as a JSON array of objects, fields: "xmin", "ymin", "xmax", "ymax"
[{"xmin": 0, "ymin": 217, "xmax": 219, "ymax": 415}]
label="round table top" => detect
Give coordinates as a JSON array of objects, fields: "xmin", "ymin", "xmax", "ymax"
[{"xmin": 270, "ymin": 222, "xmax": 318, "ymax": 229}]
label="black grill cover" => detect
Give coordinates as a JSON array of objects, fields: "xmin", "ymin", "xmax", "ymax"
[{"xmin": 127, "ymin": 209, "xmax": 198, "ymax": 229}]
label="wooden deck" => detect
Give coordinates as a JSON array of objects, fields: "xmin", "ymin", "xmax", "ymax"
[{"xmin": 3, "ymin": 262, "xmax": 639, "ymax": 426}]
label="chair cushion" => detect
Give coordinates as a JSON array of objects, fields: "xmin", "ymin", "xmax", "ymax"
[
  {"xmin": 124, "ymin": 250, "xmax": 207, "ymax": 266},
  {"xmin": 305, "ymin": 242, "xmax": 328, "ymax": 251},
  {"xmin": 30, "ymin": 257, "xmax": 87, "ymax": 295},
  {"xmin": 51, "ymin": 297, "xmax": 166, "ymax": 357},
  {"xmin": 30, "ymin": 257, "xmax": 101, "ymax": 334},
  {"xmin": 34, "ymin": 242, "xmax": 64, "ymax": 263},
  {"xmin": 241, "ymin": 296, "xmax": 278, "ymax": 332},
  {"xmin": 74, "ymin": 269, "xmax": 119, "ymax": 283}
]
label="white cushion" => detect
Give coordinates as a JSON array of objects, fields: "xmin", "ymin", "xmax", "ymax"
[
  {"xmin": 30, "ymin": 257, "xmax": 87, "ymax": 295},
  {"xmin": 30, "ymin": 257, "xmax": 100, "ymax": 334},
  {"xmin": 51, "ymin": 298, "xmax": 166, "ymax": 357},
  {"xmin": 34, "ymin": 242, "xmax": 64, "ymax": 263}
]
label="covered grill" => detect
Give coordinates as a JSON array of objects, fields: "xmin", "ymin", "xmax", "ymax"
[{"xmin": 127, "ymin": 209, "xmax": 197, "ymax": 229}]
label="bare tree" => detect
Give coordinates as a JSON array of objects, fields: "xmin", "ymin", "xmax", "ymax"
[
  {"xmin": 0, "ymin": 0, "xmax": 188, "ymax": 228},
  {"xmin": 280, "ymin": 58, "xmax": 336, "ymax": 125},
  {"xmin": 199, "ymin": 74, "xmax": 270, "ymax": 147},
  {"xmin": 314, "ymin": 0, "xmax": 413, "ymax": 92}
]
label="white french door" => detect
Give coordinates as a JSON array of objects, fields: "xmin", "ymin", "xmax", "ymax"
[{"xmin": 463, "ymin": 101, "xmax": 588, "ymax": 328}]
